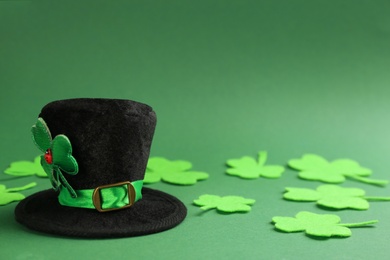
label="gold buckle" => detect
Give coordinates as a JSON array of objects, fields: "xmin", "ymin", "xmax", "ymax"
[{"xmin": 92, "ymin": 181, "xmax": 135, "ymax": 212}]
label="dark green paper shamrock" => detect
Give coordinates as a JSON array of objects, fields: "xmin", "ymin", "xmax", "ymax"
[
  {"xmin": 226, "ymin": 151, "xmax": 284, "ymax": 179},
  {"xmin": 272, "ymin": 211, "xmax": 377, "ymax": 238},
  {"xmin": 31, "ymin": 118, "xmax": 78, "ymax": 197},
  {"xmin": 193, "ymin": 194, "xmax": 255, "ymax": 213},
  {"xmin": 288, "ymin": 154, "xmax": 388, "ymax": 186},
  {"xmin": 0, "ymin": 182, "xmax": 37, "ymax": 205},
  {"xmin": 4, "ymin": 156, "xmax": 47, "ymax": 177},
  {"xmin": 144, "ymin": 157, "xmax": 209, "ymax": 185},
  {"xmin": 284, "ymin": 184, "xmax": 390, "ymax": 210}
]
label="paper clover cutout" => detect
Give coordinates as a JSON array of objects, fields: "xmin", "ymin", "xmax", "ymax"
[
  {"xmin": 288, "ymin": 154, "xmax": 388, "ymax": 186},
  {"xmin": 193, "ymin": 194, "xmax": 255, "ymax": 213},
  {"xmin": 226, "ymin": 151, "xmax": 285, "ymax": 179},
  {"xmin": 4, "ymin": 156, "xmax": 47, "ymax": 177},
  {"xmin": 272, "ymin": 211, "xmax": 378, "ymax": 238},
  {"xmin": 31, "ymin": 117, "xmax": 79, "ymax": 197},
  {"xmin": 144, "ymin": 157, "xmax": 209, "ymax": 185},
  {"xmin": 0, "ymin": 182, "xmax": 37, "ymax": 205},
  {"xmin": 284, "ymin": 184, "xmax": 390, "ymax": 210}
]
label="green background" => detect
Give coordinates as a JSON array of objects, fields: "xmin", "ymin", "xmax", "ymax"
[{"xmin": 1, "ymin": 1, "xmax": 390, "ymax": 259}]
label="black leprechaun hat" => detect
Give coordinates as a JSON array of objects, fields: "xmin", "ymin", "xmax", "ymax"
[{"xmin": 15, "ymin": 98, "xmax": 187, "ymax": 238}]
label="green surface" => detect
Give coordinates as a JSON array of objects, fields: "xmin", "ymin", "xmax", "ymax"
[{"xmin": 1, "ymin": 0, "xmax": 390, "ymax": 259}]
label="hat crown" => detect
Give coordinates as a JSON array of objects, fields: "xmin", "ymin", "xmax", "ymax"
[{"xmin": 39, "ymin": 98, "xmax": 156, "ymax": 190}]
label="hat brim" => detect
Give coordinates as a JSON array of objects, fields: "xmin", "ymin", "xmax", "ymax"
[{"xmin": 15, "ymin": 187, "xmax": 187, "ymax": 238}]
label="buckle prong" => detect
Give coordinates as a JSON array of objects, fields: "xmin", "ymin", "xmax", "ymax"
[{"xmin": 92, "ymin": 181, "xmax": 135, "ymax": 212}]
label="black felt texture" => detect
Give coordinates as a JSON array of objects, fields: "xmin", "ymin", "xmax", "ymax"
[
  {"xmin": 15, "ymin": 188, "xmax": 187, "ymax": 238},
  {"xmin": 39, "ymin": 98, "xmax": 156, "ymax": 189},
  {"xmin": 15, "ymin": 98, "xmax": 187, "ymax": 238}
]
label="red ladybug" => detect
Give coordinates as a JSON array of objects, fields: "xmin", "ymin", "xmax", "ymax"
[{"xmin": 44, "ymin": 149, "xmax": 53, "ymax": 164}]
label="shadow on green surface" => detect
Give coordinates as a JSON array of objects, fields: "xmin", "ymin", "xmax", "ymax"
[{"xmin": 0, "ymin": 176, "xmax": 24, "ymax": 182}]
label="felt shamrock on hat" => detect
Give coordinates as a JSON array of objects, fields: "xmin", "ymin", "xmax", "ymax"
[{"xmin": 31, "ymin": 117, "xmax": 79, "ymax": 197}]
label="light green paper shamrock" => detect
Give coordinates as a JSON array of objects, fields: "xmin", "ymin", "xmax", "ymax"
[
  {"xmin": 288, "ymin": 154, "xmax": 388, "ymax": 186},
  {"xmin": 284, "ymin": 185, "xmax": 390, "ymax": 210},
  {"xmin": 31, "ymin": 117, "xmax": 79, "ymax": 197},
  {"xmin": 0, "ymin": 182, "xmax": 37, "ymax": 205},
  {"xmin": 226, "ymin": 151, "xmax": 285, "ymax": 179},
  {"xmin": 4, "ymin": 156, "xmax": 47, "ymax": 177},
  {"xmin": 144, "ymin": 157, "xmax": 209, "ymax": 185},
  {"xmin": 272, "ymin": 211, "xmax": 378, "ymax": 238},
  {"xmin": 193, "ymin": 194, "xmax": 255, "ymax": 213}
]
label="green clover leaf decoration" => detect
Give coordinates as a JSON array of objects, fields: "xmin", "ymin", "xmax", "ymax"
[
  {"xmin": 272, "ymin": 211, "xmax": 378, "ymax": 238},
  {"xmin": 4, "ymin": 156, "xmax": 47, "ymax": 177},
  {"xmin": 226, "ymin": 151, "xmax": 285, "ymax": 179},
  {"xmin": 31, "ymin": 118, "xmax": 79, "ymax": 197},
  {"xmin": 144, "ymin": 157, "xmax": 209, "ymax": 185},
  {"xmin": 288, "ymin": 154, "xmax": 388, "ymax": 186},
  {"xmin": 284, "ymin": 184, "xmax": 390, "ymax": 210},
  {"xmin": 193, "ymin": 194, "xmax": 255, "ymax": 213},
  {"xmin": 0, "ymin": 182, "xmax": 37, "ymax": 205}
]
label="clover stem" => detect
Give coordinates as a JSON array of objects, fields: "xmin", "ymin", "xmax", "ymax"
[
  {"xmin": 58, "ymin": 170, "xmax": 77, "ymax": 198},
  {"xmin": 338, "ymin": 220, "xmax": 378, "ymax": 228},
  {"xmin": 347, "ymin": 175, "xmax": 389, "ymax": 186},
  {"xmin": 364, "ymin": 196, "xmax": 390, "ymax": 201},
  {"xmin": 6, "ymin": 182, "xmax": 37, "ymax": 192},
  {"xmin": 258, "ymin": 151, "xmax": 268, "ymax": 166}
]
